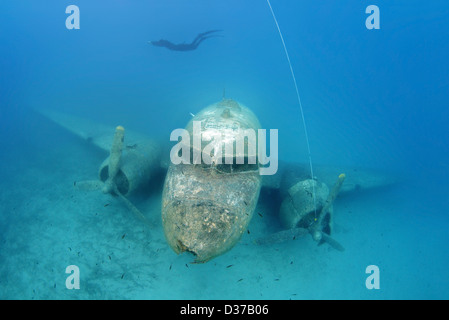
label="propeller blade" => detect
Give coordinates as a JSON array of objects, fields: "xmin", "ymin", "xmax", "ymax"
[
  {"xmin": 254, "ymin": 227, "xmax": 309, "ymax": 245},
  {"xmin": 321, "ymin": 233, "xmax": 345, "ymax": 252},
  {"xmin": 74, "ymin": 180, "xmax": 104, "ymax": 191},
  {"xmin": 103, "ymin": 126, "xmax": 125, "ymax": 194}
]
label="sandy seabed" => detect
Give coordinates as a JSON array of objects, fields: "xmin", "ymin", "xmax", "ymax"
[{"xmin": 0, "ymin": 126, "xmax": 448, "ymax": 300}]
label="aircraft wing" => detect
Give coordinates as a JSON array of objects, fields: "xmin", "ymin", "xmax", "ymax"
[
  {"xmin": 314, "ymin": 165, "xmax": 396, "ymax": 196},
  {"xmin": 263, "ymin": 162, "xmax": 396, "ymax": 196},
  {"xmin": 37, "ymin": 109, "xmax": 396, "ymax": 195},
  {"xmin": 36, "ymin": 108, "xmax": 154, "ymax": 153}
]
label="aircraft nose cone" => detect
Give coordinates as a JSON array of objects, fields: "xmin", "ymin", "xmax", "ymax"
[
  {"xmin": 162, "ymin": 199, "xmax": 242, "ymax": 262},
  {"xmin": 161, "ymin": 164, "xmax": 261, "ymax": 262}
]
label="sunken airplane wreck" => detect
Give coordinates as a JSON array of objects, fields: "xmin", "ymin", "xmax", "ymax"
[{"xmin": 38, "ymin": 99, "xmax": 395, "ymax": 263}]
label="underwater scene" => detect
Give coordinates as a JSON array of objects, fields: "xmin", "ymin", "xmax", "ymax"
[{"xmin": 0, "ymin": 0, "xmax": 448, "ymax": 300}]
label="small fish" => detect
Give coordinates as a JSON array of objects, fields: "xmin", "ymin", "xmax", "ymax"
[
  {"xmin": 247, "ymin": 229, "xmax": 250, "ymax": 234},
  {"xmin": 121, "ymin": 273, "xmax": 125, "ymax": 279},
  {"xmin": 108, "ymin": 255, "xmax": 111, "ymax": 260},
  {"xmin": 226, "ymin": 264, "xmax": 233, "ymax": 268},
  {"xmin": 104, "ymin": 203, "xmax": 110, "ymax": 207},
  {"xmin": 237, "ymin": 278, "xmax": 243, "ymax": 282},
  {"xmin": 169, "ymin": 264, "xmax": 172, "ymax": 270},
  {"xmin": 73, "ymin": 181, "xmax": 76, "ymax": 186},
  {"xmin": 258, "ymin": 212, "xmax": 263, "ymax": 218},
  {"xmin": 243, "ymin": 201, "xmax": 248, "ymax": 206},
  {"xmin": 185, "ymin": 263, "xmax": 189, "ymax": 268},
  {"xmin": 274, "ymin": 279, "xmax": 280, "ymax": 281},
  {"xmin": 121, "ymin": 234, "xmax": 126, "ymax": 239}
]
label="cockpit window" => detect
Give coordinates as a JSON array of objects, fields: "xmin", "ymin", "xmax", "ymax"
[
  {"xmin": 214, "ymin": 162, "xmax": 259, "ymax": 174},
  {"xmin": 178, "ymin": 147, "xmax": 260, "ymax": 174},
  {"xmin": 201, "ymin": 156, "xmax": 259, "ymax": 174}
]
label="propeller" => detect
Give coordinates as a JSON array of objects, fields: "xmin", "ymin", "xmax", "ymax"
[
  {"xmin": 102, "ymin": 126, "xmax": 125, "ymax": 194},
  {"xmin": 308, "ymin": 173, "xmax": 346, "ymax": 251},
  {"xmin": 254, "ymin": 174, "xmax": 346, "ymax": 251},
  {"xmin": 75, "ymin": 126, "xmax": 153, "ymax": 228}
]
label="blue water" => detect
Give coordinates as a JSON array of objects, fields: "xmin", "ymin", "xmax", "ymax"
[{"xmin": 0, "ymin": 0, "xmax": 448, "ymax": 299}]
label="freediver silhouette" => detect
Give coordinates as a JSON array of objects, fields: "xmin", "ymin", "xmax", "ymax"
[{"xmin": 148, "ymin": 30, "xmax": 222, "ymax": 51}]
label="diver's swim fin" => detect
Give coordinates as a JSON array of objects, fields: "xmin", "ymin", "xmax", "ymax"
[{"xmin": 198, "ymin": 29, "xmax": 223, "ymax": 37}]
